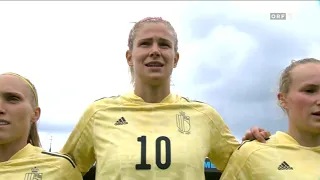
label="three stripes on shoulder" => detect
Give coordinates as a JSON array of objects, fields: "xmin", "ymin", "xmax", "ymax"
[{"xmin": 41, "ymin": 151, "xmax": 76, "ymax": 168}]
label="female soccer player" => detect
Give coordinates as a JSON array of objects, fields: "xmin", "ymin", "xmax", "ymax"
[
  {"xmin": 61, "ymin": 17, "xmax": 270, "ymax": 180},
  {"xmin": 0, "ymin": 73, "xmax": 82, "ymax": 180},
  {"xmin": 220, "ymin": 58, "xmax": 320, "ymax": 180}
]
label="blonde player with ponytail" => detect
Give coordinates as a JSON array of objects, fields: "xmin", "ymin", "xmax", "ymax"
[
  {"xmin": 62, "ymin": 17, "xmax": 270, "ymax": 180},
  {"xmin": 221, "ymin": 58, "xmax": 320, "ymax": 180},
  {"xmin": 0, "ymin": 72, "xmax": 82, "ymax": 180}
]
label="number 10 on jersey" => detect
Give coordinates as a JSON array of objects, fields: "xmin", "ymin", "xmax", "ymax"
[{"xmin": 136, "ymin": 135, "xmax": 171, "ymax": 170}]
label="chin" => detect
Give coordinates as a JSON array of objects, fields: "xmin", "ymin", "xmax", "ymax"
[
  {"xmin": 146, "ymin": 73, "xmax": 164, "ymax": 79},
  {"xmin": 145, "ymin": 76, "xmax": 167, "ymax": 85},
  {"xmin": 0, "ymin": 137, "xmax": 11, "ymax": 144},
  {"xmin": 307, "ymin": 123, "xmax": 320, "ymax": 134}
]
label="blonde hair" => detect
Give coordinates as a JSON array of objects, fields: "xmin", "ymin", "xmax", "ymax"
[
  {"xmin": 1, "ymin": 72, "xmax": 41, "ymax": 147},
  {"xmin": 127, "ymin": 17, "xmax": 178, "ymax": 52},
  {"xmin": 127, "ymin": 17, "xmax": 178, "ymax": 84},
  {"xmin": 278, "ymin": 58, "xmax": 320, "ymax": 109}
]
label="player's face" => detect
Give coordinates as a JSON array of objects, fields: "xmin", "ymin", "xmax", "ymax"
[
  {"xmin": 283, "ymin": 63, "xmax": 320, "ymax": 133},
  {"xmin": 0, "ymin": 75, "xmax": 37, "ymax": 145},
  {"xmin": 126, "ymin": 22, "xmax": 179, "ymax": 85}
]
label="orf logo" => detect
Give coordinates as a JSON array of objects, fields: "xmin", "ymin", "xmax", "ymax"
[{"xmin": 176, "ymin": 111, "xmax": 191, "ymax": 134}]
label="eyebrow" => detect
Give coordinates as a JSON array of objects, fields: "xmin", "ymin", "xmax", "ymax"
[
  {"xmin": 302, "ymin": 83, "xmax": 319, "ymax": 87},
  {"xmin": 137, "ymin": 37, "xmax": 172, "ymax": 44},
  {"xmin": 299, "ymin": 83, "xmax": 319, "ymax": 89},
  {"xmin": 0, "ymin": 91, "xmax": 24, "ymax": 97}
]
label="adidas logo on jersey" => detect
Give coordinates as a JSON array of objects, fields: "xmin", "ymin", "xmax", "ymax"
[
  {"xmin": 115, "ymin": 117, "xmax": 128, "ymax": 125},
  {"xmin": 278, "ymin": 161, "xmax": 293, "ymax": 170}
]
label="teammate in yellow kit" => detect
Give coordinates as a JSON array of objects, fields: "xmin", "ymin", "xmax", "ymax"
[
  {"xmin": 221, "ymin": 58, "xmax": 320, "ymax": 180},
  {"xmin": 0, "ymin": 73, "xmax": 82, "ymax": 180},
  {"xmin": 61, "ymin": 17, "xmax": 270, "ymax": 180}
]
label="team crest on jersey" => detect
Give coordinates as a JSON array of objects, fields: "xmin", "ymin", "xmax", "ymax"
[
  {"xmin": 176, "ymin": 111, "xmax": 191, "ymax": 134},
  {"xmin": 24, "ymin": 167, "xmax": 43, "ymax": 180}
]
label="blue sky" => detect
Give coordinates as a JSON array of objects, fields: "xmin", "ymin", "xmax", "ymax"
[{"xmin": 1, "ymin": 1, "xmax": 320, "ymax": 152}]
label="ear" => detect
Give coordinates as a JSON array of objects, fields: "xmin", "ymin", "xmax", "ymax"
[
  {"xmin": 277, "ymin": 92, "xmax": 288, "ymax": 110},
  {"xmin": 173, "ymin": 52, "xmax": 180, "ymax": 68},
  {"xmin": 31, "ymin": 107, "xmax": 41, "ymax": 123},
  {"xmin": 126, "ymin": 50, "xmax": 133, "ymax": 66}
]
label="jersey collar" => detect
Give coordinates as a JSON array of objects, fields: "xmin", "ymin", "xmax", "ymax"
[
  {"xmin": 274, "ymin": 131, "xmax": 320, "ymax": 150},
  {"xmin": 274, "ymin": 131, "xmax": 300, "ymax": 144},
  {"xmin": 8, "ymin": 143, "xmax": 39, "ymax": 161},
  {"xmin": 123, "ymin": 92, "xmax": 179, "ymax": 104}
]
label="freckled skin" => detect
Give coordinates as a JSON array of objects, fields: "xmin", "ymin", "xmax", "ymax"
[
  {"xmin": 285, "ymin": 63, "xmax": 320, "ymax": 133},
  {"xmin": 127, "ymin": 22, "xmax": 179, "ymax": 85},
  {"xmin": 0, "ymin": 75, "xmax": 35, "ymax": 144}
]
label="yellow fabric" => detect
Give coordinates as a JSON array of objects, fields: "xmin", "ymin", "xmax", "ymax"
[
  {"xmin": 220, "ymin": 131, "xmax": 320, "ymax": 180},
  {"xmin": 61, "ymin": 92, "xmax": 239, "ymax": 180},
  {"xmin": 0, "ymin": 144, "xmax": 82, "ymax": 180}
]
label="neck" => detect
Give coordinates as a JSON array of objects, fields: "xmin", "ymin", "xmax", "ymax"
[
  {"xmin": 0, "ymin": 139, "xmax": 28, "ymax": 162},
  {"xmin": 288, "ymin": 123, "xmax": 320, "ymax": 147},
  {"xmin": 134, "ymin": 79, "xmax": 170, "ymax": 103}
]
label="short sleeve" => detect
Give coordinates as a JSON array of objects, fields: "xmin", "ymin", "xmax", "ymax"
[
  {"xmin": 63, "ymin": 162, "xmax": 83, "ymax": 180},
  {"xmin": 220, "ymin": 141, "xmax": 256, "ymax": 180},
  {"xmin": 205, "ymin": 106, "xmax": 240, "ymax": 171},
  {"xmin": 61, "ymin": 104, "xmax": 96, "ymax": 175}
]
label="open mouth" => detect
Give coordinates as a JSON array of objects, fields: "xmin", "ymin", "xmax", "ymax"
[
  {"xmin": 145, "ymin": 62, "xmax": 164, "ymax": 67},
  {"xmin": 311, "ymin": 111, "xmax": 320, "ymax": 116},
  {"xmin": 0, "ymin": 120, "xmax": 9, "ymax": 126}
]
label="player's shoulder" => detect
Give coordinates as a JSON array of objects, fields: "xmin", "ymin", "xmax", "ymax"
[
  {"xmin": 89, "ymin": 95, "xmax": 122, "ymax": 109},
  {"xmin": 79, "ymin": 94, "xmax": 125, "ymax": 121},
  {"xmin": 180, "ymin": 96, "xmax": 214, "ymax": 108},
  {"xmin": 39, "ymin": 151, "xmax": 76, "ymax": 169},
  {"xmin": 179, "ymin": 96, "xmax": 221, "ymax": 115},
  {"xmin": 93, "ymin": 95, "xmax": 121, "ymax": 104},
  {"xmin": 180, "ymin": 96, "xmax": 205, "ymax": 104},
  {"xmin": 234, "ymin": 140, "xmax": 273, "ymax": 159}
]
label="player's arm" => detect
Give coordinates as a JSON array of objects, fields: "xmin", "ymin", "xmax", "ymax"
[
  {"xmin": 60, "ymin": 103, "xmax": 96, "ymax": 175},
  {"xmin": 59, "ymin": 153, "xmax": 83, "ymax": 180},
  {"xmin": 41, "ymin": 151, "xmax": 83, "ymax": 180},
  {"xmin": 220, "ymin": 141, "xmax": 255, "ymax": 180},
  {"xmin": 205, "ymin": 105, "xmax": 240, "ymax": 171},
  {"xmin": 64, "ymin": 164, "xmax": 83, "ymax": 180}
]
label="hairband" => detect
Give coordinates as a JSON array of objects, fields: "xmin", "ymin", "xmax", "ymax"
[{"xmin": 1, "ymin": 72, "xmax": 38, "ymax": 106}]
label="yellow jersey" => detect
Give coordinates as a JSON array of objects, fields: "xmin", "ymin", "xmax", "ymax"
[
  {"xmin": 61, "ymin": 92, "xmax": 239, "ymax": 180},
  {"xmin": 0, "ymin": 143, "xmax": 82, "ymax": 180},
  {"xmin": 220, "ymin": 131, "xmax": 320, "ymax": 180}
]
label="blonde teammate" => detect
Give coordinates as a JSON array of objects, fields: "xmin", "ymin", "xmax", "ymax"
[
  {"xmin": 220, "ymin": 58, "xmax": 320, "ymax": 180},
  {"xmin": 62, "ymin": 17, "xmax": 270, "ymax": 180},
  {"xmin": 0, "ymin": 73, "xmax": 82, "ymax": 180}
]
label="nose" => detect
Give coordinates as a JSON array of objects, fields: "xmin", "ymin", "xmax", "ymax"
[
  {"xmin": 149, "ymin": 43, "xmax": 161, "ymax": 58},
  {"xmin": 316, "ymin": 93, "xmax": 320, "ymax": 106},
  {"xmin": 0, "ymin": 98, "xmax": 5, "ymax": 114}
]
